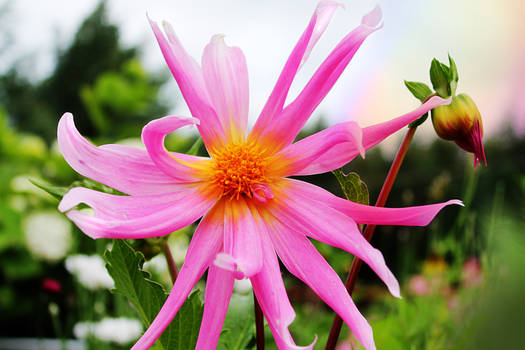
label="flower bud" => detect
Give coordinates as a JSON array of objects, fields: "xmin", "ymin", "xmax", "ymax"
[{"xmin": 431, "ymin": 93, "xmax": 486, "ymax": 167}]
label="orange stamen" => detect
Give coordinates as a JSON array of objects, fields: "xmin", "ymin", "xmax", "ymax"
[{"xmin": 210, "ymin": 142, "xmax": 269, "ymax": 200}]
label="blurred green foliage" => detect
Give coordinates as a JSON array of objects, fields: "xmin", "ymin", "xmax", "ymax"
[
  {"xmin": 0, "ymin": 2, "xmax": 168, "ymax": 142},
  {"xmin": 80, "ymin": 59, "xmax": 167, "ymax": 138},
  {"xmin": 0, "ymin": 1, "xmax": 170, "ymax": 342}
]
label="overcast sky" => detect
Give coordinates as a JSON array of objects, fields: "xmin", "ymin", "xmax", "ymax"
[{"xmin": 4, "ymin": 0, "xmax": 525, "ymax": 144}]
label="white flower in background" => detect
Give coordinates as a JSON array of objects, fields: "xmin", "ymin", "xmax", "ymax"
[
  {"xmin": 116, "ymin": 138, "xmax": 146, "ymax": 150},
  {"xmin": 73, "ymin": 318, "xmax": 142, "ymax": 345},
  {"xmin": 95, "ymin": 318, "xmax": 143, "ymax": 344},
  {"xmin": 11, "ymin": 175, "xmax": 35, "ymax": 193},
  {"xmin": 73, "ymin": 321, "xmax": 95, "ymax": 339},
  {"xmin": 143, "ymin": 253, "xmax": 168, "ymax": 275},
  {"xmin": 11, "ymin": 174, "xmax": 48, "ymax": 197},
  {"xmin": 17, "ymin": 134, "xmax": 47, "ymax": 159},
  {"xmin": 65, "ymin": 254, "xmax": 114, "ymax": 290},
  {"xmin": 8, "ymin": 195, "xmax": 27, "ymax": 212},
  {"xmin": 24, "ymin": 211, "xmax": 72, "ymax": 262},
  {"xmin": 168, "ymin": 233, "xmax": 189, "ymax": 265},
  {"xmin": 143, "ymin": 234, "xmax": 189, "ymax": 275},
  {"xmin": 233, "ymin": 278, "xmax": 252, "ymax": 295}
]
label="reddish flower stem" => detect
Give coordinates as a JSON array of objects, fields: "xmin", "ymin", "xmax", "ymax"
[
  {"xmin": 254, "ymin": 295, "xmax": 265, "ymax": 350},
  {"xmin": 163, "ymin": 241, "xmax": 178, "ymax": 284},
  {"xmin": 325, "ymin": 126, "xmax": 417, "ymax": 350}
]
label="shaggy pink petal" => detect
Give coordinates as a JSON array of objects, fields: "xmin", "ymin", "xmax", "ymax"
[
  {"xmin": 282, "ymin": 96, "xmax": 449, "ymax": 175},
  {"xmin": 270, "ymin": 222, "xmax": 375, "ymax": 350},
  {"xmin": 59, "ymin": 186, "xmax": 218, "ymax": 239},
  {"xmin": 202, "ymin": 35, "xmax": 249, "ymax": 142},
  {"xmin": 285, "ymin": 178, "xmax": 463, "ymax": 226},
  {"xmin": 223, "ymin": 199, "xmax": 263, "ymax": 278},
  {"xmin": 254, "ymin": 6, "xmax": 382, "ymax": 151},
  {"xmin": 101, "ymin": 143, "xmax": 206, "ymax": 173},
  {"xmin": 195, "ymin": 264, "xmax": 234, "ymax": 350},
  {"xmin": 250, "ymin": 226, "xmax": 315, "ymax": 350},
  {"xmin": 358, "ymin": 97, "xmax": 451, "ymax": 159},
  {"xmin": 60, "ymin": 186, "xmax": 188, "ymax": 218},
  {"xmin": 149, "ymin": 18, "xmax": 226, "ymax": 148},
  {"xmin": 57, "ymin": 113, "xmax": 185, "ymax": 196},
  {"xmin": 252, "ymin": 1, "xmax": 342, "ymax": 135},
  {"xmin": 161, "ymin": 21, "xmax": 212, "ymax": 101},
  {"xmin": 132, "ymin": 206, "xmax": 224, "ymax": 350},
  {"xmin": 269, "ymin": 184, "xmax": 400, "ymax": 298},
  {"xmin": 273, "ymin": 121, "xmax": 362, "ymax": 176},
  {"xmin": 141, "ymin": 115, "xmax": 211, "ymax": 181}
]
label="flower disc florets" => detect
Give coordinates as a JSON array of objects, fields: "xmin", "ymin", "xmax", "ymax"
[{"xmin": 210, "ymin": 142, "xmax": 268, "ymax": 200}]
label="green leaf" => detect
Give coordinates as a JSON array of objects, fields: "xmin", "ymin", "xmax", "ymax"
[
  {"xmin": 167, "ymin": 290, "xmax": 204, "ymax": 350},
  {"xmin": 332, "ymin": 169, "xmax": 369, "ymax": 205},
  {"xmin": 439, "ymin": 62, "xmax": 450, "ymax": 78},
  {"xmin": 404, "ymin": 81, "xmax": 433, "ymax": 102},
  {"xmin": 448, "ymin": 54, "xmax": 458, "ymax": 83},
  {"xmin": 29, "ymin": 179, "xmax": 69, "ymax": 200},
  {"xmin": 75, "ymin": 178, "xmax": 124, "ymax": 195},
  {"xmin": 408, "ymin": 113, "xmax": 429, "ymax": 128},
  {"xmin": 104, "ymin": 240, "xmax": 203, "ymax": 349},
  {"xmin": 218, "ymin": 294, "xmax": 255, "ymax": 350},
  {"xmin": 448, "ymin": 54, "xmax": 459, "ymax": 95},
  {"xmin": 30, "ymin": 178, "xmax": 123, "ymax": 202},
  {"xmin": 429, "ymin": 58, "xmax": 450, "ymax": 98},
  {"xmin": 186, "ymin": 137, "xmax": 203, "ymax": 156}
]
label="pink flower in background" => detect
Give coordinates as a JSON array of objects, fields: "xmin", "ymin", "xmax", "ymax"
[
  {"xmin": 408, "ymin": 274, "xmax": 431, "ymax": 296},
  {"xmin": 57, "ymin": 2, "xmax": 459, "ymax": 349},
  {"xmin": 336, "ymin": 338, "xmax": 360, "ymax": 350},
  {"xmin": 41, "ymin": 278, "xmax": 62, "ymax": 294},
  {"xmin": 462, "ymin": 257, "xmax": 482, "ymax": 287}
]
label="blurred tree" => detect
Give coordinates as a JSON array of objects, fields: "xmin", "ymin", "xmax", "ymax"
[
  {"xmin": 0, "ymin": 1, "xmax": 13, "ymax": 56},
  {"xmin": 0, "ymin": 1, "xmax": 169, "ymax": 142},
  {"xmin": 80, "ymin": 59, "xmax": 168, "ymax": 139}
]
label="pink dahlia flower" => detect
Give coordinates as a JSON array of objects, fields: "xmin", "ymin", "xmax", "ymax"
[{"xmin": 57, "ymin": 2, "xmax": 460, "ymax": 349}]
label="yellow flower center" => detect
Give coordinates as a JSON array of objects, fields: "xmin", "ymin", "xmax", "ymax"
[{"xmin": 210, "ymin": 142, "xmax": 268, "ymax": 200}]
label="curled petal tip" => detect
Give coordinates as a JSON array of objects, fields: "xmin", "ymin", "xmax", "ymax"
[
  {"xmin": 346, "ymin": 121, "xmax": 365, "ymax": 158},
  {"xmin": 58, "ymin": 187, "xmax": 92, "ymax": 213},
  {"xmin": 281, "ymin": 331, "xmax": 317, "ymax": 350},
  {"xmin": 61, "ymin": 112, "xmax": 73, "ymax": 120},
  {"xmin": 58, "ymin": 113, "xmax": 74, "ymax": 132},
  {"xmin": 210, "ymin": 33, "xmax": 226, "ymax": 44},
  {"xmin": 426, "ymin": 95, "xmax": 452, "ymax": 109},
  {"xmin": 213, "ymin": 253, "xmax": 245, "ymax": 279},
  {"xmin": 302, "ymin": 334, "xmax": 318, "ymax": 350},
  {"xmin": 387, "ymin": 279, "xmax": 401, "ymax": 299},
  {"xmin": 317, "ymin": 1, "xmax": 346, "ymax": 13},
  {"xmin": 57, "ymin": 197, "xmax": 72, "ymax": 213},
  {"xmin": 451, "ymin": 199, "xmax": 464, "ymax": 207},
  {"xmin": 214, "ymin": 252, "xmax": 236, "ymax": 270},
  {"xmin": 361, "ymin": 4, "xmax": 382, "ymax": 27},
  {"xmin": 146, "ymin": 13, "xmax": 156, "ymax": 25}
]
